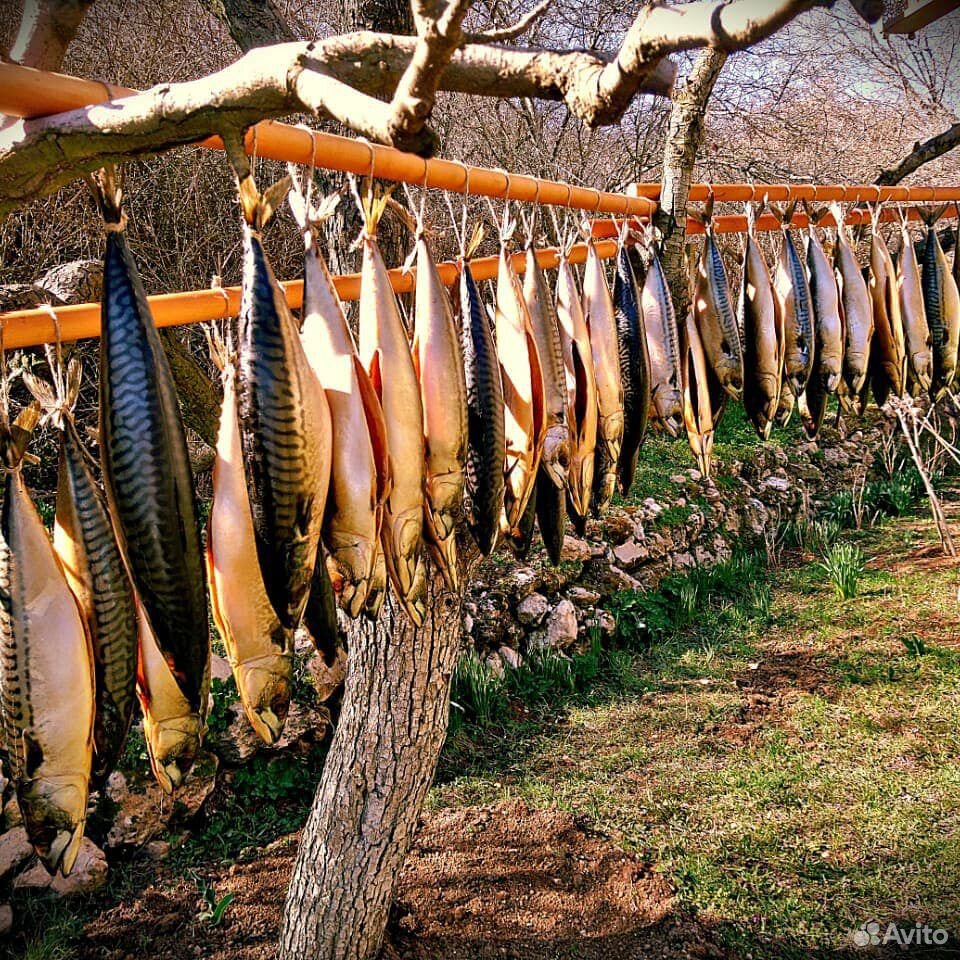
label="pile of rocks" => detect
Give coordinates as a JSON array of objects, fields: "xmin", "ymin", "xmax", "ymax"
[{"xmin": 465, "ymin": 429, "xmax": 874, "ymax": 671}]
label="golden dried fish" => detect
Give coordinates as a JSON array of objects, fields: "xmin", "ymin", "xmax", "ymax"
[
  {"xmin": 0, "ymin": 405, "xmax": 93, "ymax": 875},
  {"xmin": 136, "ymin": 601, "xmax": 204, "ymax": 794},
  {"xmin": 524, "ymin": 241, "xmax": 570, "ymax": 489},
  {"xmin": 832, "ymin": 201, "xmax": 873, "ymax": 396},
  {"xmin": 495, "ymin": 234, "xmax": 546, "ymax": 534},
  {"xmin": 25, "ymin": 359, "xmax": 137, "ymax": 788},
  {"xmin": 639, "ymin": 228, "xmax": 684, "ymax": 436},
  {"xmin": 772, "ymin": 203, "xmax": 815, "ymax": 398},
  {"xmin": 613, "ymin": 238, "xmax": 651, "ymax": 494},
  {"xmin": 740, "ymin": 202, "xmax": 785, "ymax": 440},
  {"xmin": 804, "ymin": 203, "xmax": 843, "ymax": 394},
  {"xmin": 897, "ymin": 211, "xmax": 933, "ymax": 393},
  {"xmin": 457, "ymin": 242, "xmax": 505, "ymax": 557},
  {"xmin": 555, "ymin": 245, "xmax": 598, "ymax": 532},
  {"xmin": 920, "ymin": 206, "xmax": 960, "ymax": 397},
  {"xmin": 357, "ymin": 190, "xmax": 426, "ymax": 626},
  {"xmin": 583, "ymin": 238, "xmax": 625, "ymax": 515},
  {"xmin": 681, "ymin": 308, "xmax": 714, "ymax": 478},
  {"xmin": 691, "ymin": 197, "xmax": 744, "ymax": 398},
  {"xmin": 235, "ymin": 173, "xmax": 331, "ymax": 634},
  {"xmin": 207, "ymin": 348, "xmax": 291, "ymax": 745},
  {"xmin": 412, "ymin": 228, "xmax": 468, "ymax": 590},
  {"xmin": 289, "ymin": 181, "xmax": 387, "ymax": 617},
  {"xmin": 867, "ymin": 205, "xmax": 906, "ymax": 400},
  {"xmin": 94, "ymin": 169, "xmax": 209, "ymax": 714}
]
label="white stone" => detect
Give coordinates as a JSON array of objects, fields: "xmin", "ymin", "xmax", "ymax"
[
  {"xmin": 498, "ymin": 645, "xmax": 522, "ymax": 670},
  {"xmin": 545, "ymin": 600, "xmax": 579, "ymax": 649},
  {"xmin": 517, "ymin": 592, "xmax": 549, "ymax": 626},
  {"xmin": 643, "ymin": 497, "xmax": 663, "ymax": 516},
  {"xmin": 0, "ymin": 827, "xmax": 33, "ymax": 883},
  {"xmin": 567, "ymin": 586, "xmax": 601, "ymax": 607},
  {"xmin": 613, "ymin": 541, "xmax": 648, "ymax": 568},
  {"xmin": 560, "ymin": 536, "xmax": 592, "ymax": 562},
  {"xmin": 50, "ymin": 839, "xmax": 107, "ymax": 897}
]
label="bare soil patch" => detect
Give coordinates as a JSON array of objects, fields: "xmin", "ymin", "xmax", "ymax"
[{"xmin": 79, "ymin": 801, "xmax": 711, "ymax": 960}]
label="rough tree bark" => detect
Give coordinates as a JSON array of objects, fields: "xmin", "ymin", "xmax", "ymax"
[
  {"xmin": 278, "ymin": 574, "xmax": 464, "ymax": 960},
  {"xmin": 654, "ymin": 46, "xmax": 728, "ymax": 319}
]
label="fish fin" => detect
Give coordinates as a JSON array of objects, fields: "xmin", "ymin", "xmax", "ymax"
[
  {"xmin": 768, "ymin": 203, "xmax": 784, "ymax": 226},
  {"xmin": 287, "ymin": 163, "xmax": 340, "ymax": 238},
  {"xmin": 1, "ymin": 402, "xmax": 40, "ymax": 469},
  {"xmin": 90, "ymin": 165, "xmax": 123, "ymax": 225},
  {"xmin": 466, "ymin": 223, "xmax": 485, "ymax": 260},
  {"xmin": 688, "ymin": 206, "xmax": 706, "ymax": 227},
  {"xmin": 260, "ymin": 176, "xmax": 292, "ymax": 229},
  {"xmin": 65, "ymin": 357, "xmax": 82, "ymax": 411},
  {"xmin": 917, "ymin": 204, "xmax": 949, "ymax": 227},
  {"xmin": 362, "ymin": 185, "xmax": 395, "ymax": 237},
  {"xmin": 22, "ymin": 371, "xmax": 57, "ymax": 416},
  {"xmin": 783, "ymin": 200, "xmax": 798, "ymax": 225}
]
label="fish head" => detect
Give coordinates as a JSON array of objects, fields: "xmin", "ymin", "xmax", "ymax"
[
  {"xmin": 912, "ymin": 353, "xmax": 933, "ymax": 392},
  {"xmin": 142, "ymin": 711, "xmax": 204, "ymax": 794},
  {"xmin": 541, "ymin": 427, "xmax": 571, "ymax": 489},
  {"xmin": 19, "ymin": 774, "xmax": 88, "ymax": 876},
  {"xmin": 326, "ymin": 537, "xmax": 378, "ymax": 619},
  {"xmin": 235, "ymin": 654, "xmax": 293, "ymax": 745}
]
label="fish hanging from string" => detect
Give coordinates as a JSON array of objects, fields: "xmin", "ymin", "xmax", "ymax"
[{"xmin": 24, "ymin": 349, "xmax": 137, "ymax": 789}]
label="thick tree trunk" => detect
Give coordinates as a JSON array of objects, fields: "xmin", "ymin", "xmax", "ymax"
[
  {"xmin": 278, "ymin": 573, "xmax": 463, "ymax": 960},
  {"xmin": 654, "ymin": 47, "xmax": 728, "ymax": 319}
]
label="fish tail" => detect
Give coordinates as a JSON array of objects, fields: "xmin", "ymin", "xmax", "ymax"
[
  {"xmin": 236, "ymin": 171, "xmax": 292, "ymax": 231},
  {"xmin": 918, "ymin": 205, "xmax": 948, "ymax": 227},
  {"xmin": 783, "ymin": 200, "xmax": 798, "ymax": 225},
  {"xmin": 90, "ymin": 165, "xmax": 123, "ymax": 226},
  {"xmin": 0, "ymin": 402, "xmax": 40, "ymax": 469}
]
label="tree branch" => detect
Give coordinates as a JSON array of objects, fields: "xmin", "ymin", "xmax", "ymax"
[
  {"xmin": 875, "ymin": 121, "xmax": 960, "ymax": 186},
  {"xmin": 466, "ymin": 0, "xmax": 554, "ymax": 43},
  {"xmin": 9, "ymin": 0, "xmax": 96, "ymax": 71},
  {"xmin": 196, "ymin": 0, "xmax": 297, "ymax": 51}
]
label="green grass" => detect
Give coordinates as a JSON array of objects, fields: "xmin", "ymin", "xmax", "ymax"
[{"xmin": 432, "ymin": 515, "xmax": 960, "ymax": 955}]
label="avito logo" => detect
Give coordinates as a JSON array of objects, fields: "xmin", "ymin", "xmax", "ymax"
[{"xmin": 852, "ymin": 920, "xmax": 950, "ymax": 948}]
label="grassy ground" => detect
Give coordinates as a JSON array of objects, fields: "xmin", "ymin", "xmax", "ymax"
[{"xmin": 438, "ymin": 514, "xmax": 960, "ymax": 956}]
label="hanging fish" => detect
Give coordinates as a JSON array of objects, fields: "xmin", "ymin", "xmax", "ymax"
[
  {"xmin": 136, "ymin": 601, "xmax": 204, "ymax": 794},
  {"xmin": 613, "ymin": 234, "xmax": 651, "ymax": 495},
  {"xmin": 508, "ymin": 481, "xmax": 538, "ymax": 560},
  {"xmin": 0, "ymin": 404, "xmax": 93, "ymax": 875},
  {"xmin": 555, "ymin": 243, "xmax": 598, "ymax": 533},
  {"xmin": 920, "ymin": 206, "xmax": 960, "ymax": 398},
  {"xmin": 357, "ymin": 188, "xmax": 427, "ymax": 626},
  {"xmin": 639, "ymin": 227, "xmax": 684, "ymax": 436},
  {"xmin": 495, "ymin": 220, "xmax": 546, "ymax": 535},
  {"xmin": 867, "ymin": 205, "xmax": 906, "ymax": 401},
  {"xmin": 775, "ymin": 370, "xmax": 795, "ymax": 427},
  {"xmin": 690, "ymin": 195, "xmax": 744, "ymax": 398},
  {"xmin": 94, "ymin": 168, "xmax": 209, "ymax": 715},
  {"xmin": 412, "ymin": 222, "xmax": 468, "ymax": 590},
  {"xmin": 583, "ymin": 237, "xmax": 625, "ymax": 515},
  {"xmin": 771, "ymin": 202, "xmax": 815, "ymax": 398},
  {"xmin": 681, "ymin": 308, "xmax": 714, "ymax": 477},
  {"xmin": 234, "ymin": 171, "xmax": 331, "ymax": 635},
  {"xmin": 798, "ymin": 374, "xmax": 828, "ymax": 441},
  {"xmin": 206, "ymin": 340, "xmax": 292, "ymax": 745},
  {"xmin": 740, "ymin": 202, "xmax": 785, "ymax": 440},
  {"xmin": 522, "ymin": 235, "xmax": 568, "ymax": 561},
  {"xmin": 289, "ymin": 178, "xmax": 388, "ymax": 617},
  {"xmin": 803, "ymin": 202, "xmax": 844, "ymax": 395},
  {"xmin": 896, "ymin": 209, "xmax": 933, "ymax": 394},
  {"xmin": 832, "ymin": 201, "xmax": 873, "ymax": 398},
  {"xmin": 24, "ymin": 357, "xmax": 137, "ymax": 787},
  {"xmin": 456, "ymin": 228, "xmax": 505, "ymax": 557},
  {"xmin": 302, "ymin": 544, "xmax": 345, "ymax": 672}
]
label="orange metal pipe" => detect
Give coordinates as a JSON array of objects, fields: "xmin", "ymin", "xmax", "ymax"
[
  {"xmin": 592, "ymin": 203, "xmax": 959, "ymax": 240},
  {"xmin": 630, "ymin": 182, "xmax": 960, "ymax": 204},
  {"xmin": 0, "ymin": 239, "xmax": 618, "ymax": 350},
  {"xmin": 0, "ymin": 62, "xmax": 652, "ymax": 217}
]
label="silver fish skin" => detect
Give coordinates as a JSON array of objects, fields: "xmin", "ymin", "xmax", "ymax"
[
  {"xmin": 897, "ymin": 215, "xmax": 933, "ymax": 393},
  {"xmin": 805, "ymin": 214, "xmax": 843, "ymax": 394},
  {"xmin": 832, "ymin": 202, "xmax": 873, "ymax": 395},
  {"xmin": 582, "ymin": 239, "xmax": 625, "ymax": 515},
  {"xmin": 523, "ymin": 243, "xmax": 570, "ymax": 490},
  {"xmin": 740, "ymin": 204, "xmax": 784, "ymax": 440},
  {"xmin": 921, "ymin": 211, "xmax": 960, "ymax": 396},
  {"xmin": 640, "ymin": 240, "xmax": 684, "ymax": 437},
  {"xmin": 0, "ymin": 406, "xmax": 94, "ymax": 876},
  {"xmin": 457, "ymin": 259, "xmax": 505, "ymax": 557},
  {"xmin": 98, "ymin": 197, "xmax": 210, "ymax": 714},
  {"xmin": 613, "ymin": 242, "xmax": 651, "ymax": 494},
  {"xmin": 773, "ymin": 205, "xmax": 815, "ymax": 398},
  {"xmin": 692, "ymin": 211, "xmax": 744, "ymax": 398},
  {"xmin": 237, "ymin": 211, "xmax": 331, "ymax": 634}
]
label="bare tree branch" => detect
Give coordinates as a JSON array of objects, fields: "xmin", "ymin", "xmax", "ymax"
[
  {"xmin": 9, "ymin": 0, "xmax": 96, "ymax": 71},
  {"xmin": 0, "ymin": 0, "xmax": 833, "ymax": 215},
  {"xmin": 467, "ymin": 0, "xmax": 554, "ymax": 42},
  {"xmin": 195, "ymin": 0, "xmax": 297, "ymax": 51},
  {"xmin": 875, "ymin": 121, "xmax": 960, "ymax": 186}
]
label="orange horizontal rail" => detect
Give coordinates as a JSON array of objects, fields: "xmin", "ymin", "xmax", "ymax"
[
  {"xmin": 0, "ymin": 239, "xmax": 618, "ymax": 350},
  {"xmin": 592, "ymin": 203, "xmax": 960, "ymax": 239},
  {"xmin": 0, "ymin": 62, "xmax": 652, "ymax": 218},
  {"xmin": 631, "ymin": 182, "xmax": 960, "ymax": 205}
]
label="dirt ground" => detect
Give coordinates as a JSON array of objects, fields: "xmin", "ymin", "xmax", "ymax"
[{"xmin": 79, "ymin": 800, "xmax": 723, "ymax": 960}]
